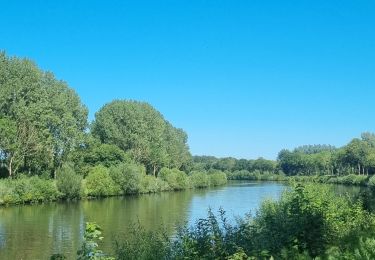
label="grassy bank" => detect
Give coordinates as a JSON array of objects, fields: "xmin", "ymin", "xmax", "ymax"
[{"xmin": 0, "ymin": 165, "xmax": 227, "ymax": 206}]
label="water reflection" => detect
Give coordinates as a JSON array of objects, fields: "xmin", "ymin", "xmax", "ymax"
[{"xmin": 0, "ymin": 182, "xmax": 287, "ymax": 259}]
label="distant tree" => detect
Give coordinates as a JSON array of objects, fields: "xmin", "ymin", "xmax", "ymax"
[
  {"xmin": 294, "ymin": 145, "xmax": 336, "ymax": 154},
  {"xmin": 214, "ymin": 157, "xmax": 237, "ymax": 172}
]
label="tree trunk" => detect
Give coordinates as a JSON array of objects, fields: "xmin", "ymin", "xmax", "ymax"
[
  {"xmin": 153, "ymin": 165, "xmax": 156, "ymax": 177},
  {"xmin": 8, "ymin": 156, "xmax": 13, "ymax": 178}
]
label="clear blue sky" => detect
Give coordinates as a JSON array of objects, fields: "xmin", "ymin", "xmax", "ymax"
[{"xmin": 1, "ymin": 0, "xmax": 374, "ymax": 159}]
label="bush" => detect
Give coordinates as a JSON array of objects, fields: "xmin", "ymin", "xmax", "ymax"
[
  {"xmin": 85, "ymin": 165, "xmax": 119, "ymax": 197},
  {"xmin": 208, "ymin": 170, "xmax": 227, "ymax": 186},
  {"xmin": 140, "ymin": 175, "xmax": 170, "ymax": 193},
  {"xmin": 56, "ymin": 164, "xmax": 83, "ymax": 200},
  {"xmin": 0, "ymin": 176, "xmax": 60, "ymax": 205},
  {"xmin": 110, "ymin": 163, "xmax": 145, "ymax": 194},
  {"xmin": 158, "ymin": 168, "xmax": 188, "ymax": 190},
  {"xmin": 189, "ymin": 171, "xmax": 209, "ymax": 188},
  {"xmin": 114, "ymin": 224, "xmax": 171, "ymax": 259}
]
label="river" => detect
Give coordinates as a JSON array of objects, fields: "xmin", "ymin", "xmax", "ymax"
[{"xmin": 0, "ymin": 181, "xmax": 367, "ymax": 259}]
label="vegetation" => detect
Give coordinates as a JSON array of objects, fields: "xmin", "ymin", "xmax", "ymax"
[
  {"xmin": 2, "ymin": 52, "xmax": 375, "ymax": 259},
  {"xmin": 58, "ymin": 184, "xmax": 375, "ymax": 259},
  {"xmin": 0, "ymin": 176, "xmax": 60, "ymax": 205},
  {"xmin": 56, "ymin": 163, "xmax": 83, "ymax": 200},
  {"xmin": 85, "ymin": 166, "xmax": 119, "ymax": 197},
  {"xmin": 76, "ymin": 222, "xmax": 114, "ymax": 260},
  {"xmin": 0, "ymin": 52, "xmax": 88, "ymax": 178},
  {"xmin": 91, "ymin": 100, "xmax": 191, "ymax": 176},
  {"xmin": 0, "ymin": 53, "xmax": 228, "ymax": 206}
]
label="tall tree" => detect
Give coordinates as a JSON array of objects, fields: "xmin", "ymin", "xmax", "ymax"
[
  {"xmin": 0, "ymin": 52, "xmax": 88, "ymax": 177},
  {"xmin": 92, "ymin": 100, "xmax": 191, "ymax": 175}
]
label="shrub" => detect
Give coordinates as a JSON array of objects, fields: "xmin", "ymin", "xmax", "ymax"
[
  {"xmin": 208, "ymin": 170, "xmax": 227, "ymax": 186},
  {"xmin": 77, "ymin": 222, "xmax": 114, "ymax": 260},
  {"xmin": 85, "ymin": 165, "xmax": 119, "ymax": 197},
  {"xmin": 114, "ymin": 224, "xmax": 171, "ymax": 260},
  {"xmin": 56, "ymin": 164, "xmax": 83, "ymax": 200},
  {"xmin": 110, "ymin": 163, "xmax": 145, "ymax": 194},
  {"xmin": 189, "ymin": 171, "xmax": 209, "ymax": 188},
  {"xmin": 158, "ymin": 168, "xmax": 188, "ymax": 190},
  {"xmin": 140, "ymin": 175, "xmax": 170, "ymax": 193},
  {"xmin": 0, "ymin": 176, "xmax": 59, "ymax": 205}
]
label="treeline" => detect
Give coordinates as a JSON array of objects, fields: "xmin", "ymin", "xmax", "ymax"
[
  {"xmin": 278, "ymin": 134, "xmax": 375, "ymax": 176},
  {"xmin": 192, "ymin": 156, "xmax": 277, "ymax": 173},
  {"xmin": 0, "ymin": 52, "xmax": 228, "ymax": 205},
  {"xmin": 57, "ymin": 184, "xmax": 375, "ymax": 259},
  {"xmin": 194, "ymin": 133, "xmax": 375, "ymax": 182},
  {"xmin": 0, "ymin": 51, "xmax": 191, "ymax": 178}
]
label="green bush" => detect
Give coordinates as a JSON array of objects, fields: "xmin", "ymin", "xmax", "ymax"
[
  {"xmin": 114, "ymin": 224, "xmax": 171, "ymax": 259},
  {"xmin": 56, "ymin": 164, "xmax": 83, "ymax": 200},
  {"xmin": 85, "ymin": 165, "xmax": 119, "ymax": 197},
  {"xmin": 140, "ymin": 175, "xmax": 170, "ymax": 193},
  {"xmin": 208, "ymin": 170, "xmax": 227, "ymax": 186},
  {"xmin": 110, "ymin": 163, "xmax": 145, "ymax": 194},
  {"xmin": 189, "ymin": 171, "xmax": 209, "ymax": 188},
  {"xmin": 0, "ymin": 176, "xmax": 60, "ymax": 205},
  {"xmin": 158, "ymin": 168, "xmax": 188, "ymax": 190}
]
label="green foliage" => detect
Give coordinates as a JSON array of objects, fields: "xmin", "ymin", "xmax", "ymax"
[
  {"xmin": 92, "ymin": 100, "xmax": 191, "ymax": 175},
  {"xmin": 114, "ymin": 224, "xmax": 171, "ymax": 260},
  {"xmin": 140, "ymin": 175, "xmax": 170, "ymax": 193},
  {"xmin": 189, "ymin": 171, "xmax": 209, "ymax": 188},
  {"xmin": 85, "ymin": 166, "xmax": 118, "ymax": 197},
  {"xmin": 248, "ymin": 184, "xmax": 375, "ymax": 258},
  {"xmin": 56, "ymin": 163, "xmax": 82, "ymax": 200},
  {"xmin": 208, "ymin": 170, "xmax": 228, "ymax": 186},
  {"xmin": 109, "ymin": 163, "xmax": 145, "ymax": 194},
  {"xmin": 0, "ymin": 52, "xmax": 88, "ymax": 177},
  {"xmin": 0, "ymin": 176, "xmax": 60, "ymax": 205},
  {"xmin": 171, "ymin": 208, "xmax": 240, "ymax": 260},
  {"xmin": 193, "ymin": 156, "xmax": 276, "ymax": 173},
  {"xmin": 77, "ymin": 222, "xmax": 114, "ymax": 260},
  {"xmin": 158, "ymin": 168, "xmax": 188, "ymax": 190},
  {"xmin": 69, "ymin": 136, "xmax": 130, "ymax": 176},
  {"xmin": 227, "ymin": 170, "xmax": 286, "ymax": 181}
]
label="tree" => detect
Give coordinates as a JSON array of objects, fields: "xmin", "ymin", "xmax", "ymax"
[
  {"xmin": 341, "ymin": 139, "xmax": 369, "ymax": 175},
  {"xmin": 0, "ymin": 52, "xmax": 88, "ymax": 177},
  {"xmin": 0, "ymin": 117, "xmax": 46, "ymax": 177},
  {"xmin": 92, "ymin": 100, "xmax": 191, "ymax": 175}
]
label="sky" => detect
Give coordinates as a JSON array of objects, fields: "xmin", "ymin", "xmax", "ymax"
[{"xmin": 1, "ymin": 0, "xmax": 375, "ymax": 159}]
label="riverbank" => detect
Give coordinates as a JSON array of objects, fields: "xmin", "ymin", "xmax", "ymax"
[
  {"xmin": 227, "ymin": 170, "xmax": 375, "ymax": 188},
  {"xmin": 0, "ymin": 181, "xmax": 286, "ymax": 259},
  {"xmin": 0, "ymin": 168, "xmax": 227, "ymax": 206},
  {"xmin": 58, "ymin": 184, "xmax": 375, "ymax": 259}
]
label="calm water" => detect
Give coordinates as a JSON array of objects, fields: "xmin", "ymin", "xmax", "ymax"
[
  {"xmin": 0, "ymin": 181, "xmax": 368, "ymax": 259},
  {"xmin": 0, "ymin": 181, "xmax": 286, "ymax": 259}
]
